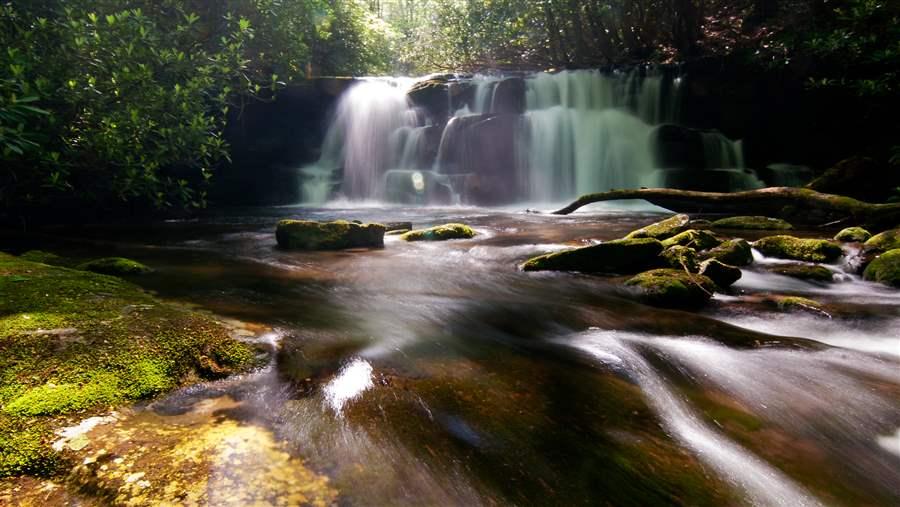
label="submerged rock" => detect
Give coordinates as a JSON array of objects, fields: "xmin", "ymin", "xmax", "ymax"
[
  {"xmin": 625, "ymin": 269, "xmax": 716, "ymax": 308},
  {"xmin": 661, "ymin": 229, "xmax": 721, "ymax": 250},
  {"xmin": 753, "ymin": 235, "xmax": 843, "ymax": 263},
  {"xmin": 711, "ymin": 216, "xmax": 793, "ymax": 230},
  {"xmin": 276, "ymin": 220, "xmax": 386, "ymax": 250},
  {"xmin": 834, "ymin": 226, "xmax": 872, "ymax": 243},
  {"xmin": 864, "ymin": 228, "xmax": 900, "ymax": 252},
  {"xmin": 399, "ymin": 223, "xmax": 476, "ymax": 241},
  {"xmin": 77, "ymin": 257, "xmax": 152, "ymax": 276},
  {"xmin": 863, "ymin": 249, "xmax": 900, "ymax": 287},
  {"xmin": 701, "ymin": 238, "xmax": 753, "ymax": 266},
  {"xmin": 521, "ymin": 238, "xmax": 664, "ymax": 273},
  {"xmin": 766, "ymin": 263, "xmax": 834, "ymax": 282},
  {"xmin": 625, "ymin": 214, "xmax": 690, "ymax": 240},
  {"xmin": 698, "ymin": 259, "xmax": 742, "ymax": 288},
  {"xmin": 660, "ymin": 245, "xmax": 699, "ymax": 272}
]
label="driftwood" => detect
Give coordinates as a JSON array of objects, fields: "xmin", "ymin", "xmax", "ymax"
[{"xmin": 551, "ymin": 187, "xmax": 900, "ymax": 230}]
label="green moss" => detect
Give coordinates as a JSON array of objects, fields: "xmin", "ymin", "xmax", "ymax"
[
  {"xmin": 4, "ymin": 376, "xmax": 119, "ymax": 417},
  {"xmin": 18, "ymin": 250, "xmax": 69, "ymax": 266},
  {"xmin": 660, "ymin": 229, "xmax": 721, "ymax": 250},
  {"xmin": 864, "ymin": 228, "xmax": 900, "ymax": 251},
  {"xmin": 625, "ymin": 269, "xmax": 716, "ymax": 308},
  {"xmin": 625, "ymin": 214, "xmax": 690, "ymax": 240},
  {"xmin": 767, "ymin": 263, "xmax": 834, "ymax": 282},
  {"xmin": 711, "ymin": 216, "xmax": 793, "ymax": 230},
  {"xmin": 0, "ymin": 417, "xmax": 61, "ymax": 477},
  {"xmin": 276, "ymin": 219, "xmax": 386, "ymax": 250},
  {"xmin": 399, "ymin": 223, "xmax": 476, "ymax": 241},
  {"xmin": 660, "ymin": 245, "xmax": 699, "ymax": 272},
  {"xmin": 833, "ymin": 227, "xmax": 871, "ymax": 243},
  {"xmin": 701, "ymin": 238, "xmax": 753, "ymax": 266},
  {"xmin": 863, "ymin": 249, "xmax": 900, "ymax": 287},
  {"xmin": 768, "ymin": 296, "xmax": 824, "ymax": 312},
  {"xmin": 521, "ymin": 238, "xmax": 663, "ymax": 273},
  {"xmin": 753, "ymin": 235, "xmax": 843, "ymax": 263},
  {"xmin": 77, "ymin": 257, "xmax": 152, "ymax": 276}
]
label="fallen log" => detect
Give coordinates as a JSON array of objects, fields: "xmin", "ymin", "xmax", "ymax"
[{"xmin": 551, "ymin": 187, "xmax": 900, "ymax": 230}]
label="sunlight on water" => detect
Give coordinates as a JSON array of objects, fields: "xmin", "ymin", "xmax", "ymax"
[{"xmin": 323, "ymin": 358, "xmax": 374, "ymax": 414}]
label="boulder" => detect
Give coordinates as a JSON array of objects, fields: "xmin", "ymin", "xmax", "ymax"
[
  {"xmin": 383, "ymin": 221, "xmax": 413, "ymax": 232},
  {"xmin": 275, "ymin": 220, "xmax": 386, "ymax": 250},
  {"xmin": 625, "ymin": 269, "xmax": 716, "ymax": 308},
  {"xmin": 660, "ymin": 245, "xmax": 700, "ymax": 272},
  {"xmin": 625, "ymin": 214, "xmax": 690, "ymax": 240},
  {"xmin": 753, "ymin": 235, "xmax": 843, "ymax": 263},
  {"xmin": 711, "ymin": 216, "xmax": 793, "ymax": 230},
  {"xmin": 77, "ymin": 257, "xmax": 152, "ymax": 276},
  {"xmin": 701, "ymin": 239, "xmax": 753, "ymax": 266},
  {"xmin": 661, "ymin": 229, "xmax": 721, "ymax": 250},
  {"xmin": 18, "ymin": 250, "xmax": 70, "ymax": 267},
  {"xmin": 521, "ymin": 238, "xmax": 664, "ymax": 273},
  {"xmin": 400, "ymin": 223, "xmax": 476, "ymax": 242},
  {"xmin": 806, "ymin": 156, "xmax": 900, "ymax": 203},
  {"xmin": 765, "ymin": 295, "xmax": 826, "ymax": 314},
  {"xmin": 834, "ymin": 227, "xmax": 872, "ymax": 243},
  {"xmin": 699, "ymin": 259, "xmax": 742, "ymax": 288},
  {"xmin": 765, "ymin": 263, "xmax": 834, "ymax": 282},
  {"xmin": 863, "ymin": 249, "xmax": 900, "ymax": 287},
  {"xmin": 864, "ymin": 228, "xmax": 900, "ymax": 251}
]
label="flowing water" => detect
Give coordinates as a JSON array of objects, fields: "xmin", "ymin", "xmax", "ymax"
[{"xmin": 11, "ymin": 205, "xmax": 900, "ymax": 506}]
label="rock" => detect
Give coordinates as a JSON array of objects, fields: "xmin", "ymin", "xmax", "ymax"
[
  {"xmin": 699, "ymin": 259, "xmax": 742, "ymax": 288},
  {"xmin": 275, "ymin": 220, "xmax": 386, "ymax": 250},
  {"xmin": 701, "ymin": 239, "xmax": 753, "ymax": 266},
  {"xmin": 385, "ymin": 229, "xmax": 409, "ymax": 236},
  {"xmin": 661, "ymin": 229, "xmax": 721, "ymax": 250},
  {"xmin": 711, "ymin": 216, "xmax": 793, "ymax": 230},
  {"xmin": 625, "ymin": 269, "xmax": 716, "ymax": 308},
  {"xmin": 766, "ymin": 263, "xmax": 834, "ymax": 282},
  {"xmin": 77, "ymin": 257, "xmax": 152, "ymax": 276},
  {"xmin": 18, "ymin": 250, "xmax": 70, "ymax": 267},
  {"xmin": 834, "ymin": 227, "xmax": 872, "ymax": 243},
  {"xmin": 660, "ymin": 245, "xmax": 699, "ymax": 272},
  {"xmin": 625, "ymin": 214, "xmax": 690, "ymax": 240},
  {"xmin": 521, "ymin": 238, "xmax": 664, "ymax": 273},
  {"xmin": 384, "ymin": 221, "xmax": 413, "ymax": 232},
  {"xmin": 399, "ymin": 223, "xmax": 476, "ymax": 242},
  {"xmin": 864, "ymin": 228, "xmax": 900, "ymax": 251},
  {"xmin": 806, "ymin": 156, "xmax": 899, "ymax": 203},
  {"xmin": 863, "ymin": 249, "xmax": 900, "ymax": 287},
  {"xmin": 765, "ymin": 295, "xmax": 826, "ymax": 314},
  {"xmin": 753, "ymin": 235, "xmax": 843, "ymax": 263}
]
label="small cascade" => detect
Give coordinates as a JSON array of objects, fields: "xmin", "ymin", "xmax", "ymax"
[{"xmin": 701, "ymin": 131, "xmax": 745, "ymax": 169}]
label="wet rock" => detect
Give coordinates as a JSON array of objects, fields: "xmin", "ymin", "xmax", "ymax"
[
  {"xmin": 765, "ymin": 295, "xmax": 826, "ymax": 314},
  {"xmin": 660, "ymin": 245, "xmax": 700, "ymax": 272},
  {"xmin": 275, "ymin": 220, "xmax": 386, "ymax": 250},
  {"xmin": 699, "ymin": 259, "xmax": 742, "ymax": 288},
  {"xmin": 766, "ymin": 263, "xmax": 834, "ymax": 282},
  {"xmin": 385, "ymin": 229, "xmax": 410, "ymax": 236},
  {"xmin": 864, "ymin": 228, "xmax": 900, "ymax": 252},
  {"xmin": 833, "ymin": 226, "xmax": 872, "ymax": 243},
  {"xmin": 400, "ymin": 223, "xmax": 476, "ymax": 242},
  {"xmin": 806, "ymin": 156, "xmax": 899, "ymax": 203},
  {"xmin": 625, "ymin": 214, "xmax": 690, "ymax": 240},
  {"xmin": 863, "ymin": 249, "xmax": 900, "ymax": 287},
  {"xmin": 521, "ymin": 238, "xmax": 664, "ymax": 273},
  {"xmin": 77, "ymin": 257, "xmax": 152, "ymax": 276},
  {"xmin": 384, "ymin": 221, "xmax": 413, "ymax": 232},
  {"xmin": 701, "ymin": 238, "xmax": 753, "ymax": 266},
  {"xmin": 661, "ymin": 229, "xmax": 721, "ymax": 250},
  {"xmin": 753, "ymin": 235, "xmax": 843, "ymax": 263},
  {"xmin": 625, "ymin": 269, "xmax": 716, "ymax": 308},
  {"xmin": 711, "ymin": 216, "xmax": 793, "ymax": 230}
]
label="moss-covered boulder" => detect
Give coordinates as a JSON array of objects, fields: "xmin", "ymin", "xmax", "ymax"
[
  {"xmin": 711, "ymin": 216, "xmax": 793, "ymax": 230},
  {"xmin": 765, "ymin": 295, "xmax": 825, "ymax": 314},
  {"xmin": 625, "ymin": 214, "xmax": 690, "ymax": 240},
  {"xmin": 766, "ymin": 263, "xmax": 834, "ymax": 282},
  {"xmin": 864, "ymin": 228, "xmax": 900, "ymax": 252},
  {"xmin": 660, "ymin": 245, "xmax": 699, "ymax": 272},
  {"xmin": 77, "ymin": 257, "xmax": 152, "ymax": 276},
  {"xmin": 18, "ymin": 250, "xmax": 69, "ymax": 266},
  {"xmin": 625, "ymin": 269, "xmax": 716, "ymax": 308},
  {"xmin": 863, "ymin": 249, "xmax": 900, "ymax": 287},
  {"xmin": 399, "ymin": 223, "xmax": 476, "ymax": 241},
  {"xmin": 521, "ymin": 238, "xmax": 663, "ymax": 273},
  {"xmin": 698, "ymin": 259, "xmax": 742, "ymax": 288},
  {"xmin": 276, "ymin": 220, "xmax": 386, "ymax": 250},
  {"xmin": 661, "ymin": 229, "xmax": 721, "ymax": 250},
  {"xmin": 753, "ymin": 235, "xmax": 843, "ymax": 263},
  {"xmin": 833, "ymin": 227, "xmax": 871, "ymax": 243},
  {"xmin": 701, "ymin": 239, "xmax": 753, "ymax": 266}
]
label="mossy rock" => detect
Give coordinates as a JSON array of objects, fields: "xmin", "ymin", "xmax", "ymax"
[
  {"xmin": 698, "ymin": 259, "xmax": 742, "ymax": 288},
  {"xmin": 385, "ymin": 229, "xmax": 410, "ymax": 236},
  {"xmin": 383, "ymin": 221, "xmax": 413, "ymax": 232},
  {"xmin": 625, "ymin": 269, "xmax": 716, "ymax": 308},
  {"xmin": 863, "ymin": 248, "xmax": 900, "ymax": 287},
  {"xmin": 753, "ymin": 235, "xmax": 843, "ymax": 263},
  {"xmin": 18, "ymin": 250, "xmax": 71, "ymax": 267},
  {"xmin": 275, "ymin": 219, "xmax": 386, "ymax": 250},
  {"xmin": 77, "ymin": 257, "xmax": 152, "ymax": 276},
  {"xmin": 660, "ymin": 245, "xmax": 699, "ymax": 272},
  {"xmin": 766, "ymin": 263, "xmax": 834, "ymax": 282},
  {"xmin": 399, "ymin": 223, "xmax": 476, "ymax": 241},
  {"xmin": 833, "ymin": 227, "xmax": 871, "ymax": 243},
  {"xmin": 625, "ymin": 214, "xmax": 690, "ymax": 240},
  {"xmin": 521, "ymin": 238, "xmax": 663, "ymax": 273},
  {"xmin": 701, "ymin": 238, "xmax": 753, "ymax": 266},
  {"xmin": 864, "ymin": 228, "xmax": 900, "ymax": 251},
  {"xmin": 711, "ymin": 216, "xmax": 793, "ymax": 230},
  {"xmin": 660, "ymin": 229, "xmax": 721, "ymax": 250},
  {"xmin": 765, "ymin": 296, "xmax": 825, "ymax": 313}
]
